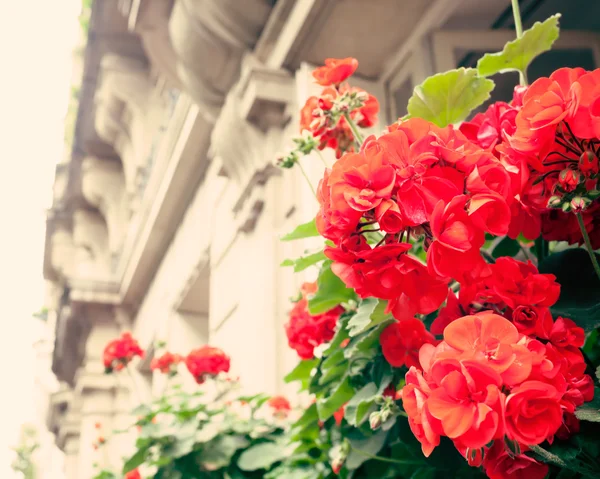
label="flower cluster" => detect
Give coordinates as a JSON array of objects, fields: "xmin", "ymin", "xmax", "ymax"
[
  {"xmin": 150, "ymin": 351, "xmax": 182, "ymax": 376},
  {"xmin": 320, "ymin": 116, "xmax": 524, "ymax": 319},
  {"xmin": 268, "ymin": 395, "xmax": 292, "ymax": 419},
  {"xmin": 185, "ymin": 346, "xmax": 231, "ymax": 384},
  {"xmin": 463, "ymin": 68, "xmax": 600, "ymax": 246},
  {"xmin": 285, "ymin": 282, "xmax": 343, "ymax": 359},
  {"xmin": 276, "ymin": 57, "xmax": 377, "ymax": 163},
  {"xmin": 402, "ymin": 310, "xmax": 593, "ymax": 476},
  {"xmin": 103, "ymin": 332, "xmax": 144, "ymax": 373}
]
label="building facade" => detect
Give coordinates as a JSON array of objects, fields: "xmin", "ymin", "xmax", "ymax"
[{"xmin": 42, "ymin": 0, "xmax": 600, "ymax": 477}]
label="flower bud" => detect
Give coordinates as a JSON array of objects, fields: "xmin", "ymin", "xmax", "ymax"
[
  {"xmin": 369, "ymin": 411, "xmax": 382, "ymax": 430},
  {"xmin": 580, "ymin": 151, "xmax": 599, "ymax": 176},
  {"xmin": 570, "ymin": 196, "xmax": 591, "ymax": 213},
  {"xmin": 547, "ymin": 195, "xmax": 562, "ymax": 208},
  {"xmin": 558, "ymin": 168, "xmax": 581, "ymax": 192},
  {"xmin": 588, "ymin": 189, "xmax": 600, "ymax": 199},
  {"xmin": 465, "ymin": 447, "xmax": 484, "ymax": 467},
  {"xmin": 504, "ymin": 437, "xmax": 521, "ymax": 458}
]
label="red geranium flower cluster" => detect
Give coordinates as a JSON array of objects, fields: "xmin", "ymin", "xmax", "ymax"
[
  {"xmin": 463, "ymin": 68, "xmax": 600, "ymax": 246},
  {"xmin": 103, "ymin": 332, "xmax": 144, "ymax": 373},
  {"xmin": 268, "ymin": 395, "xmax": 292, "ymax": 418},
  {"xmin": 185, "ymin": 346, "xmax": 231, "ymax": 384},
  {"xmin": 150, "ymin": 351, "xmax": 182, "ymax": 376},
  {"xmin": 300, "ymin": 57, "xmax": 379, "ymax": 158},
  {"xmin": 319, "ymin": 116, "xmax": 526, "ymax": 319},
  {"xmin": 402, "ymin": 310, "xmax": 593, "ymax": 476},
  {"xmin": 285, "ymin": 282, "xmax": 343, "ymax": 359}
]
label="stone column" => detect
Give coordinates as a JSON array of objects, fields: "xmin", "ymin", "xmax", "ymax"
[{"xmin": 63, "ymin": 431, "xmax": 80, "ymax": 479}]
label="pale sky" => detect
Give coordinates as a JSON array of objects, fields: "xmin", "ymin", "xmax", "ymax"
[{"xmin": 0, "ymin": 0, "xmax": 80, "ymax": 476}]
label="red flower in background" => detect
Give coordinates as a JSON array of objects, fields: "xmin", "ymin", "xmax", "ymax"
[
  {"xmin": 312, "ymin": 57, "xmax": 358, "ymax": 86},
  {"xmin": 268, "ymin": 395, "xmax": 292, "ymax": 418},
  {"xmin": 125, "ymin": 469, "xmax": 142, "ymax": 479},
  {"xmin": 150, "ymin": 351, "xmax": 182, "ymax": 375},
  {"xmin": 285, "ymin": 282, "xmax": 343, "ymax": 360},
  {"xmin": 103, "ymin": 332, "xmax": 144, "ymax": 374},
  {"xmin": 185, "ymin": 346, "xmax": 230, "ymax": 384}
]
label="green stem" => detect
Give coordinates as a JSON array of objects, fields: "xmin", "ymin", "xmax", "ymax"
[
  {"xmin": 297, "ymin": 159, "xmax": 317, "ymax": 198},
  {"xmin": 510, "ymin": 0, "xmax": 528, "ymax": 85},
  {"xmin": 316, "ymin": 149, "xmax": 329, "ymax": 168},
  {"xmin": 343, "ymin": 112, "xmax": 364, "ymax": 148},
  {"xmin": 350, "ymin": 447, "xmax": 425, "ymax": 466},
  {"xmin": 576, "ymin": 212, "xmax": 600, "ymax": 282},
  {"xmin": 534, "ymin": 237, "xmax": 549, "ymax": 264}
]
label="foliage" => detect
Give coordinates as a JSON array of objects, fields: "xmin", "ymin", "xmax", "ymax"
[
  {"xmin": 115, "ymin": 378, "xmax": 290, "ymax": 479},
  {"xmin": 11, "ymin": 424, "xmax": 39, "ymax": 479}
]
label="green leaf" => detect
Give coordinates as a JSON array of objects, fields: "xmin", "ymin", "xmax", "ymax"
[
  {"xmin": 285, "ymin": 359, "xmax": 318, "ymax": 384},
  {"xmin": 539, "ymin": 248, "xmax": 600, "ymax": 331},
  {"xmin": 198, "ymin": 435, "xmax": 249, "ymax": 471},
  {"xmin": 237, "ymin": 442, "xmax": 288, "ymax": 471},
  {"xmin": 122, "ymin": 447, "xmax": 148, "ymax": 474},
  {"xmin": 492, "ymin": 236, "xmax": 521, "ymax": 258},
  {"xmin": 348, "ymin": 299, "xmax": 391, "ymax": 337},
  {"xmin": 308, "ymin": 261, "xmax": 355, "ymax": 315},
  {"xmin": 407, "ymin": 68, "xmax": 494, "ymax": 127},
  {"xmin": 281, "ymin": 250, "xmax": 326, "ymax": 272},
  {"xmin": 477, "ymin": 14, "xmax": 561, "ymax": 78},
  {"xmin": 316, "ymin": 376, "xmax": 355, "ymax": 421},
  {"xmin": 575, "ymin": 407, "xmax": 600, "ymax": 423},
  {"xmin": 344, "ymin": 383, "xmax": 378, "ymax": 426},
  {"xmin": 345, "ymin": 429, "xmax": 389, "ymax": 470},
  {"xmin": 281, "ymin": 219, "xmax": 319, "ymax": 241},
  {"xmin": 344, "ymin": 321, "xmax": 392, "ymax": 360}
]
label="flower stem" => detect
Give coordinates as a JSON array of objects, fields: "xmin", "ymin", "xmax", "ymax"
[
  {"xmin": 343, "ymin": 112, "xmax": 364, "ymax": 148},
  {"xmin": 316, "ymin": 149, "xmax": 330, "ymax": 168},
  {"xmin": 510, "ymin": 0, "xmax": 528, "ymax": 86},
  {"xmin": 350, "ymin": 447, "xmax": 424, "ymax": 466},
  {"xmin": 576, "ymin": 212, "xmax": 600, "ymax": 282},
  {"xmin": 297, "ymin": 159, "xmax": 317, "ymax": 198}
]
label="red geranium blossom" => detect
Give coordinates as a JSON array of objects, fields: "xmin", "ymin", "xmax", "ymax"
[
  {"xmin": 185, "ymin": 346, "xmax": 230, "ymax": 384},
  {"xmin": 285, "ymin": 282, "xmax": 343, "ymax": 359},
  {"xmin": 103, "ymin": 332, "xmax": 144, "ymax": 374},
  {"xmin": 380, "ymin": 319, "xmax": 436, "ymax": 368},
  {"xmin": 150, "ymin": 351, "xmax": 182, "ymax": 375},
  {"xmin": 483, "ymin": 441, "xmax": 548, "ymax": 479},
  {"xmin": 268, "ymin": 395, "xmax": 291, "ymax": 418},
  {"xmin": 125, "ymin": 469, "xmax": 142, "ymax": 479},
  {"xmin": 312, "ymin": 57, "xmax": 358, "ymax": 86}
]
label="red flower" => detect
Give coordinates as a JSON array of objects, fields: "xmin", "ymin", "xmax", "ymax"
[
  {"xmin": 459, "ymin": 101, "xmax": 518, "ymax": 151},
  {"xmin": 380, "ymin": 319, "xmax": 436, "ymax": 369},
  {"xmin": 285, "ymin": 282, "xmax": 343, "ymax": 359},
  {"xmin": 489, "ymin": 257, "xmax": 560, "ymax": 309},
  {"xmin": 150, "ymin": 352, "xmax": 182, "ymax": 375},
  {"xmin": 312, "ymin": 57, "xmax": 358, "ymax": 86},
  {"xmin": 185, "ymin": 346, "xmax": 230, "ymax": 384},
  {"xmin": 548, "ymin": 316, "xmax": 585, "ymax": 348},
  {"xmin": 427, "ymin": 196, "xmax": 486, "ymax": 281},
  {"xmin": 125, "ymin": 469, "xmax": 142, "ymax": 479},
  {"xmin": 268, "ymin": 395, "xmax": 291, "ymax": 417},
  {"xmin": 427, "ymin": 359, "xmax": 504, "ymax": 449},
  {"xmin": 333, "ymin": 404, "xmax": 345, "ymax": 426},
  {"xmin": 505, "ymin": 380, "xmax": 563, "ymax": 445},
  {"xmin": 510, "ymin": 305, "xmax": 553, "ymax": 339},
  {"xmin": 483, "ymin": 441, "xmax": 548, "ymax": 479},
  {"xmin": 103, "ymin": 332, "xmax": 144, "ymax": 374}
]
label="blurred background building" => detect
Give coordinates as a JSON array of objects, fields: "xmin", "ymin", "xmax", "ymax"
[{"xmin": 40, "ymin": 0, "xmax": 600, "ymax": 477}]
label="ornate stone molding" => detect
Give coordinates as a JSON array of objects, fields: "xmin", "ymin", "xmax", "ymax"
[
  {"xmin": 94, "ymin": 54, "xmax": 152, "ymax": 206},
  {"xmin": 210, "ymin": 58, "xmax": 294, "ymax": 215},
  {"xmin": 130, "ymin": 0, "xmax": 182, "ymax": 88},
  {"xmin": 168, "ymin": 0, "xmax": 272, "ymax": 119},
  {"xmin": 50, "ymin": 227, "xmax": 75, "ymax": 281},
  {"xmin": 72, "ymin": 209, "xmax": 111, "ymax": 281},
  {"xmin": 81, "ymin": 157, "xmax": 129, "ymax": 260}
]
